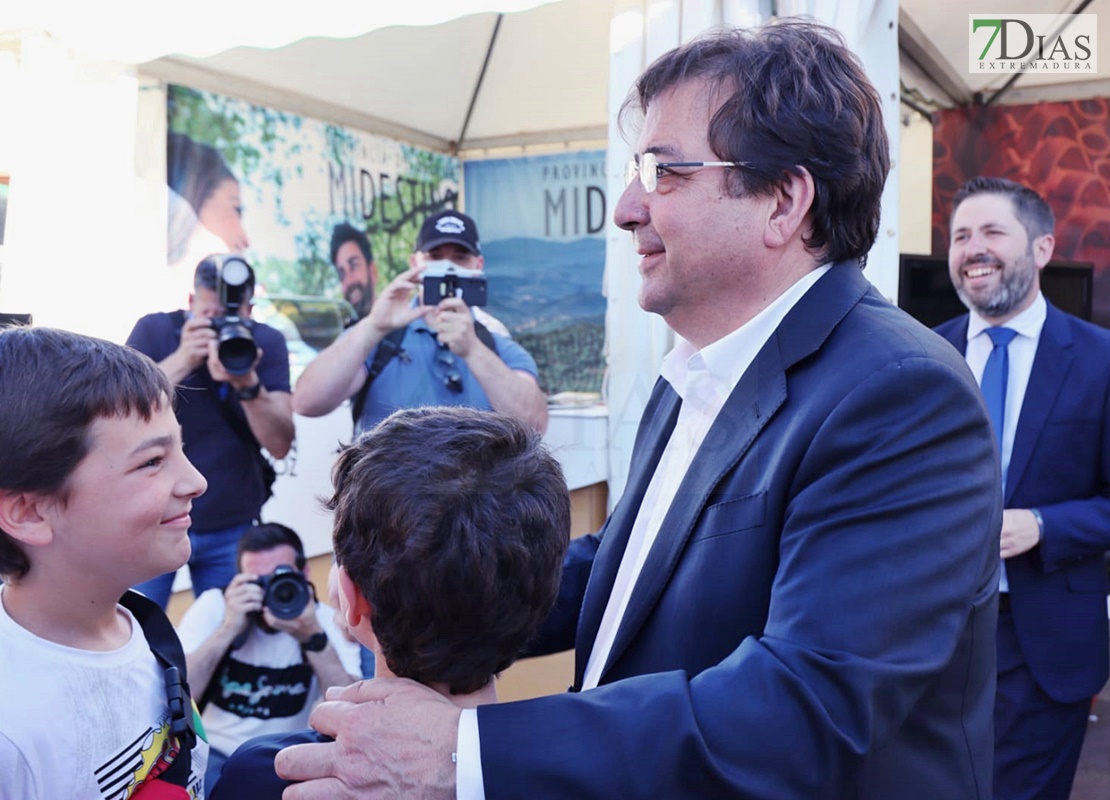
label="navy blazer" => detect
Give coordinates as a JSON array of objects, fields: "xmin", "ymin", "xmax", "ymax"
[
  {"xmin": 936, "ymin": 301, "xmax": 1110, "ymax": 703},
  {"xmin": 481, "ymin": 264, "xmax": 1002, "ymax": 799}
]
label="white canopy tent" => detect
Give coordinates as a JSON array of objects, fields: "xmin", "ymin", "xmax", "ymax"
[{"xmin": 2, "ymin": 0, "xmax": 905, "ymax": 511}]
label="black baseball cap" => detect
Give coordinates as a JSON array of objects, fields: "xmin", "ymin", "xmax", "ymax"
[{"xmin": 415, "ymin": 209, "xmax": 481, "ymax": 256}]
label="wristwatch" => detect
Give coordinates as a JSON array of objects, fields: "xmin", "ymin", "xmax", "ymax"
[
  {"xmin": 1030, "ymin": 507, "xmax": 1045, "ymax": 541},
  {"xmin": 300, "ymin": 631, "xmax": 328, "ymax": 653},
  {"xmin": 236, "ymin": 382, "xmax": 262, "ymax": 401}
]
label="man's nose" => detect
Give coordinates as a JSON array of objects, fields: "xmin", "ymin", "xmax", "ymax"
[
  {"xmin": 614, "ymin": 178, "xmax": 647, "ymax": 231},
  {"xmin": 964, "ymin": 234, "xmax": 990, "ymax": 257}
]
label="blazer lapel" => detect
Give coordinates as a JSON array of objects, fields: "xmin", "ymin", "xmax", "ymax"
[
  {"xmin": 573, "ymin": 378, "xmax": 680, "ymax": 685},
  {"xmin": 598, "ymin": 346, "xmax": 787, "ymax": 678},
  {"xmin": 596, "ymin": 264, "xmax": 872, "ymax": 682},
  {"xmin": 1005, "ymin": 304, "xmax": 1073, "ymax": 503}
]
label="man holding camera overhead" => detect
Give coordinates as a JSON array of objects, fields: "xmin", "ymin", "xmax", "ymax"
[
  {"xmin": 177, "ymin": 523, "xmax": 361, "ymax": 794},
  {"xmin": 295, "ymin": 210, "xmax": 548, "ymax": 435},
  {"xmin": 127, "ymin": 254, "xmax": 295, "ymax": 608}
]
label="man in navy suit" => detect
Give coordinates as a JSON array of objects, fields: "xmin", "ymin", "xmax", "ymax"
[
  {"xmin": 276, "ymin": 19, "xmax": 1001, "ymax": 799},
  {"xmin": 936, "ymin": 177, "xmax": 1110, "ymax": 800}
]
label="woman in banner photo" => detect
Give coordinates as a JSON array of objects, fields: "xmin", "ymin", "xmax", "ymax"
[{"xmin": 168, "ymin": 131, "xmax": 251, "ymax": 268}]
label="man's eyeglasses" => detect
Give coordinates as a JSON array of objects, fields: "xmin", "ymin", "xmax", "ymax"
[
  {"xmin": 624, "ymin": 152, "xmax": 749, "ymax": 194},
  {"xmin": 435, "ymin": 345, "xmax": 464, "ymax": 394}
]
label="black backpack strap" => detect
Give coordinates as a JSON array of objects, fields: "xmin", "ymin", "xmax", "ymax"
[
  {"xmin": 473, "ymin": 320, "xmax": 498, "ymax": 354},
  {"xmin": 351, "ymin": 327, "xmax": 406, "ymax": 425},
  {"xmin": 120, "ymin": 590, "xmax": 195, "ymax": 788}
]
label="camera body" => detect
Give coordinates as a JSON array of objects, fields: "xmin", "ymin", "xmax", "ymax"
[
  {"xmin": 210, "ymin": 255, "xmax": 257, "ymax": 375},
  {"xmin": 422, "ymin": 261, "xmax": 488, "ymax": 307},
  {"xmin": 254, "ymin": 565, "xmax": 312, "ymax": 620}
]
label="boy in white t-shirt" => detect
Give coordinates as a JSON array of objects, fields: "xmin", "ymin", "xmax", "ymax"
[{"xmin": 0, "ymin": 326, "xmax": 210, "ymax": 799}]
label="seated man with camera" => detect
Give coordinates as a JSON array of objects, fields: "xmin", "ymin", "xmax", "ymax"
[
  {"xmin": 127, "ymin": 254, "xmax": 295, "ymax": 608},
  {"xmin": 295, "ymin": 210, "xmax": 548, "ymax": 435},
  {"xmin": 176, "ymin": 522, "xmax": 362, "ymax": 793}
]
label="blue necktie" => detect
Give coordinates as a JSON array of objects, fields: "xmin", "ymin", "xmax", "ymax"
[{"xmin": 981, "ymin": 327, "xmax": 1018, "ymax": 450}]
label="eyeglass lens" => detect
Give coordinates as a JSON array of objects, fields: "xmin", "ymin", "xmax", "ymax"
[{"xmin": 625, "ymin": 153, "xmax": 661, "ymax": 193}]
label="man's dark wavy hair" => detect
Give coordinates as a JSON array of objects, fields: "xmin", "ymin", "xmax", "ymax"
[
  {"xmin": 237, "ymin": 522, "xmax": 307, "ymax": 571},
  {"xmin": 328, "ymin": 407, "xmax": 570, "ymax": 695},
  {"xmin": 0, "ymin": 327, "xmax": 173, "ymax": 580},
  {"xmin": 620, "ymin": 17, "xmax": 890, "ymax": 266},
  {"xmin": 951, "ymin": 176, "xmax": 1055, "ymax": 241},
  {"xmin": 329, "ymin": 222, "xmax": 373, "ymax": 268}
]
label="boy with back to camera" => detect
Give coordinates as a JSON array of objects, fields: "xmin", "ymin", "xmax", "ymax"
[
  {"xmin": 210, "ymin": 406, "xmax": 570, "ymax": 798},
  {"xmin": 0, "ymin": 326, "xmax": 210, "ymax": 799}
]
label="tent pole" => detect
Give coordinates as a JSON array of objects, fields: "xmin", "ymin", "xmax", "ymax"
[{"xmin": 454, "ymin": 14, "xmax": 503, "ymax": 154}]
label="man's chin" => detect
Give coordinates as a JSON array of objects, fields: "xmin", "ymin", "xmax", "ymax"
[{"xmin": 346, "ymin": 290, "xmax": 373, "ymax": 317}]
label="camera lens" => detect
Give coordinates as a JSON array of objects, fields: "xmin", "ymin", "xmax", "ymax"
[
  {"xmin": 262, "ymin": 567, "xmax": 311, "ymax": 620},
  {"xmin": 273, "ymin": 582, "xmax": 297, "ymax": 604},
  {"xmin": 217, "ymin": 322, "xmax": 257, "ymax": 375}
]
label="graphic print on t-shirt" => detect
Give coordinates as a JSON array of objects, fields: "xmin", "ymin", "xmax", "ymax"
[
  {"xmin": 94, "ymin": 715, "xmax": 201, "ymax": 799},
  {"xmin": 212, "ymin": 657, "xmax": 313, "ymax": 719}
]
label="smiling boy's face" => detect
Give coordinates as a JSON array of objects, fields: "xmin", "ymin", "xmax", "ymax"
[{"xmin": 41, "ymin": 401, "xmax": 207, "ymax": 591}]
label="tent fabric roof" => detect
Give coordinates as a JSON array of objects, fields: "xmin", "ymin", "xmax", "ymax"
[
  {"xmin": 139, "ymin": 0, "xmax": 616, "ymax": 154},
  {"xmin": 9, "ymin": 1, "xmax": 1106, "ymax": 152}
]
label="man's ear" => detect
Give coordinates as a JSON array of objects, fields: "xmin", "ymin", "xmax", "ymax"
[
  {"xmin": 337, "ymin": 566, "xmax": 372, "ymax": 631},
  {"xmin": 370, "ymin": 259, "xmax": 380, "ymax": 287},
  {"xmin": 1032, "ymin": 233, "xmax": 1055, "ymax": 268},
  {"xmin": 0, "ymin": 490, "xmax": 55, "ymax": 548},
  {"xmin": 763, "ymin": 166, "xmax": 816, "ymax": 250}
]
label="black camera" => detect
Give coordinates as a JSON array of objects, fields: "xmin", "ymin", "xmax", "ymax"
[
  {"xmin": 422, "ymin": 261, "xmax": 488, "ymax": 307},
  {"xmin": 254, "ymin": 565, "xmax": 312, "ymax": 620},
  {"xmin": 209, "ymin": 255, "xmax": 257, "ymax": 375}
]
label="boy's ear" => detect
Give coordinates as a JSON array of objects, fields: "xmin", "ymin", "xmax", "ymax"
[{"xmin": 0, "ymin": 491, "xmax": 55, "ymax": 547}]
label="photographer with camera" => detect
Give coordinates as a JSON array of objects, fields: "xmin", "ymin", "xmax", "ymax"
[
  {"xmin": 177, "ymin": 522, "xmax": 361, "ymax": 794},
  {"xmin": 295, "ymin": 210, "xmax": 547, "ymax": 435},
  {"xmin": 127, "ymin": 255, "xmax": 295, "ymax": 609}
]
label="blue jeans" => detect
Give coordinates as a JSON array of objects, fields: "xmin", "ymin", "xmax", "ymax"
[{"xmin": 132, "ymin": 523, "xmax": 249, "ymax": 608}]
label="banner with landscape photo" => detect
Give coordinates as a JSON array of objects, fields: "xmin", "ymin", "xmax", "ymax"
[{"xmin": 463, "ymin": 150, "xmax": 607, "ymax": 395}]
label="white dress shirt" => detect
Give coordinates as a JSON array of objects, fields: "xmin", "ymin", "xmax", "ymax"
[
  {"xmin": 963, "ymin": 292, "xmax": 1046, "ymax": 592},
  {"xmin": 456, "ymin": 264, "xmax": 831, "ymax": 799}
]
